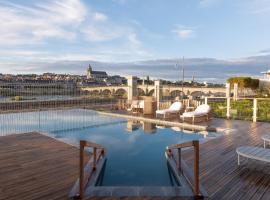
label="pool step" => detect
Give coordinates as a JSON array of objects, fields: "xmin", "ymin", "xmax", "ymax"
[{"xmin": 84, "ymin": 186, "xmax": 194, "ymax": 197}]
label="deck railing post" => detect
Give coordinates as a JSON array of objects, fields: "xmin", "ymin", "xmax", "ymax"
[
  {"xmin": 79, "ymin": 141, "xmax": 86, "ymax": 200},
  {"xmin": 226, "ymin": 97, "xmax": 231, "ymax": 119},
  {"xmin": 177, "ymin": 148, "xmax": 182, "ymax": 172},
  {"xmin": 93, "ymin": 147, "xmax": 97, "ymax": 170},
  {"xmin": 204, "ymin": 97, "xmax": 208, "ymax": 105},
  {"xmin": 193, "ymin": 140, "xmax": 199, "ymax": 196},
  {"xmin": 253, "ymin": 98, "xmax": 257, "ymax": 122}
]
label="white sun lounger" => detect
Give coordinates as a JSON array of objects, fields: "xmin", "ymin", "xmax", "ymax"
[
  {"xmin": 236, "ymin": 146, "xmax": 270, "ymax": 165},
  {"xmin": 262, "ymin": 134, "xmax": 270, "ymax": 148},
  {"xmin": 156, "ymin": 102, "xmax": 183, "ymax": 118},
  {"xmin": 180, "ymin": 104, "xmax": 211, "ymax": 123}
]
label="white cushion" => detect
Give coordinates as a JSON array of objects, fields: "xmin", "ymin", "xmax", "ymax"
[
  {"xmin": 195, "ymin": 104, "xmax": 211, "ymax": 114},
  {"xmin": 156, "ymin": 109, "xmax": 170, "ymax": 114},
  {"xmin": 169, "ymin": 102, "xmax": 183, "ymax": 111},
  {"xmin": 182, "ymin": 111, "xmax": 209, "ymax": 118},
  {"xmin": 156, "ymin": 102, "xmax": 182, "ymax": 115},
  {"xmin": 156, "ymin": 109, "xmax": 178, "ymax": 115},
  {"xmin": 182, "ymin": 111, "xmax": 196, "ymax": 117}
]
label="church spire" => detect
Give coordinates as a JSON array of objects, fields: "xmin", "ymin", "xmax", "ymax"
[{"xmin": 87, "ymin": 64, "xmax": 92, "ymax": 79}]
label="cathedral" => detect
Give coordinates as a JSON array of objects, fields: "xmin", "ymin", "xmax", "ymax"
[{"xmin": 86, "ymin": 64, "xmax": 108, "ymax": 81}]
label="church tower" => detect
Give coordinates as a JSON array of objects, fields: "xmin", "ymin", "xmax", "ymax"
[{"xmin": 87, "ymin": 64, "xmax": 92, "ymax": 79}]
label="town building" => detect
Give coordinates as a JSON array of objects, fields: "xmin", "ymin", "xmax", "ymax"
[
  {"xmin": 104, "ymin": 75, "xmax": 126, "ymax": 85},
  {"xmin": 86, "ymin": 64, "xmax": 108, "ymax": 81}
]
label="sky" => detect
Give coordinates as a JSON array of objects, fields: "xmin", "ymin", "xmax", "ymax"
[{"xmin": 0, "ymin": 0, "xmax": 270, "ymax": 82}]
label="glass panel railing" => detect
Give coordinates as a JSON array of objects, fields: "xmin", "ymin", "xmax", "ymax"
[
  {"xmin": 230, "ymin": 99, "xmax": 253, "ymax": 121},
  {"xmin": 208, "ymin": 99, "xmax": 227, "ymax": 118},
  {"xmin": 257, "ymin": 99, "xmax": 270, "ymax": 122}
]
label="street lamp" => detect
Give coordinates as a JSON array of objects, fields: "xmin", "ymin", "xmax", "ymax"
[
  {"xmin": 182, "ymin": 57, "xmax": 185, "ymax": 99},
  {"xmin": 175, "ymin": 57, "xmax": 185, "ymax": 99}
]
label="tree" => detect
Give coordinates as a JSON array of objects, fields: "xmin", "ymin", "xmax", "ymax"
[{"xmin": 227, "ymin": 77, "xmax": 259, "ymax": 89}]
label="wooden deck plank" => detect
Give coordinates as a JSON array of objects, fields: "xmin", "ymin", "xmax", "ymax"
[{"xmin": 0, "ymin": 132, "xmax": 80, "ymax": 200}]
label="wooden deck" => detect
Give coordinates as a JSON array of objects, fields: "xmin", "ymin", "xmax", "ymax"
[
  {"xmin": 0, "ymin": 132, "xmax": 80, "ymax": 200},
  {"xmin": 184, "ymin": 119, "xmax": 270, "ymax": 200},
  {"xmin": 0, "ymin": 119, "xmax": 270, "ymax": 199}
]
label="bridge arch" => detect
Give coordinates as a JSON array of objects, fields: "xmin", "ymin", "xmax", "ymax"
[
  {"xmin": 170, "ymin": 90, "xmax": 185, "ymax": 98},
  {"xmin": 148, "ymin": 89, "xmax": 155, "ymax": 96},
  {"xmin": 137, "ymin": 88, "xmax": 146, "ymax": 96},
  {"xmin": 115, "ymin": 88, "xmax": 127, "ymax": 97},
  {"xmin": 190, "ymin": 91, "xmax": 205, "ymax": 98},
  {"xmin": 101, "ymin": 89, "xmax": 112, "ymax": 96},
  {"xmin": 212, "ymin": 92, "xmax": 226, "ymax": 97},
  {"xmin": 91, "ymin": 90, "xmax": 100, "ymax": 95}
]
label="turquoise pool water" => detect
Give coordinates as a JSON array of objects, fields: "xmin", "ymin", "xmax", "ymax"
[{"xmin": 0, "ymin": 109, "xmax": 217, "ymax": 186}]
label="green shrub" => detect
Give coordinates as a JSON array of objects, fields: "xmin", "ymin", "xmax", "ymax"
[{"xmin": 209, "ymin": 99, "xmax": 270, "ymax": 121}]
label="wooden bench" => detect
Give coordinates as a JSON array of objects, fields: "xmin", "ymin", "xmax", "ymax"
[{"xmin": 236, "ymin": 146, "xmax": 270, "ymax": 165}]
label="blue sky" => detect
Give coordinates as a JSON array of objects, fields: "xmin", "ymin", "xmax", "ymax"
[{"xmin": 0, "ymin": 0, "xmax": 270, "ymax": 80}]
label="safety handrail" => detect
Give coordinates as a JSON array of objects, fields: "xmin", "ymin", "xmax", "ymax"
[
  {"xmin": 166, "ymin": 140, "xmax": 201, "ymax": 197},
  {"xmin": 79, "ymin": 140, "xmax": 106, "ymax": 200}
]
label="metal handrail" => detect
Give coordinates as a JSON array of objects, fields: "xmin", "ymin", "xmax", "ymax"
[
  {"xmin": 166, "ymin": 140, "xmax": 200, "ymax": 197},
  {"xmin": 79, "ymin": 140, "xmax": 106, "ymax": 200}
]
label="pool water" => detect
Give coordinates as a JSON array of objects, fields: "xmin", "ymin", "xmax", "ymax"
[{"xmin": 0, "ymin": 109, "xmax": 214, "ymax": 186}]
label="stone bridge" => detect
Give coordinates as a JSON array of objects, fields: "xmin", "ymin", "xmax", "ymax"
[{"xmin": 81, "ymin": 85, "xmax": 226, "ymax": 97}]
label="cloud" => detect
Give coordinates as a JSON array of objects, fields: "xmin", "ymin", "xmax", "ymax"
[
  {"xmin": 172, "ymin": 25, "xmax": 195, "ymax": 39},
  {"xmin": 112, "ymin": 0, "xmax": 128, "ymax": 5},
  {"xmin": 0, "ymin": 0, "xmax": 152, "ymax": 62},
  {"xmin": 128, "ymin": 33, "xmax": 141, "ymax": 47},
  {"xmin": 258, "ymin": 48, "xmax": 270, "ymax": 54},
  {"xmin": 248, "ymin": 0, "xmax": 270, "ymax": 15},
  {"xmin": 0, "ymin": 0, "xmax": 87, "ymax": 45},
  {"xmin": 83, "ymin": 26, "xmax": 122, "ymax": 42},
  {"xmin": 93, "ymin": 12, "xmax": 107, "ymax": 22},
  {"xmin": 199, "ymin": 0, "xmax": 220, "ymax": 7}
]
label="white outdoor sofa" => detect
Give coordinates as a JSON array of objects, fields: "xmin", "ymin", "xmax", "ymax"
[
  {"xmin": 236, "ymin": 146, "xmax": 270, "ymax": 165},
  {"xmin": 180, "ymin": 104, "xmax": 211, "ymax": 123},
  {"xmin": 156, "ymin": 102, "xmax": 183, "ymax": 119}
]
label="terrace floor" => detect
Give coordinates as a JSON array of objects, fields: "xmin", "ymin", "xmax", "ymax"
[
  {"xmin": 0, "ymin": 132, "xmax": 79, "ymax": 200},
  {"xmin": 0, "ymin": 119, "xmax": 270, "ymax": 200},
  {"xmin": 184, "ymin": 119, "xmax": 270, "ymax": 200}
]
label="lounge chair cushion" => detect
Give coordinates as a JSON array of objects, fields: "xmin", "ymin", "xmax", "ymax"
[
  {"xmin": 195, "ymin": 104, "xmax": 211, "ymax": 113},
  {"xmin": 182, "ymin": 104, "xmax": 211, "ymax": 118},
  {"xmin": 156, "ymin": 109, "xmax": 170, "ymax": 115},
  {"xmin": 169, "ymin": 102, "xmax": 183, "ymax": 111},
  {"xmin": 156, "ymin": 109, "xmax": 178, "ymax": 115},
  {"xmin": 156, "ymin": 102, "xmax": 183, "ymax": 115},
  {"xmin": 182, "ymin": 111, "xmax": 196, "ymax": 117}
]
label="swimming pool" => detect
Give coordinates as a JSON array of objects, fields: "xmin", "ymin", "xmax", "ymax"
[{"xmin": 0, "ymin": 109, "xmax": 218, "ymax": 186}]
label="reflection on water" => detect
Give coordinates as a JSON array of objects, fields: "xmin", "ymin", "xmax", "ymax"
[
  {"xmin": 0, "ymin": 109, "xmax": 124, "ymax": 136},
  {"xmin": 126, "ymin": 120, "xmax": 156, "ymax": 134},
  {"xmin": 0, "ymin": 109, "xmax": 220, "ymax": 186}
]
